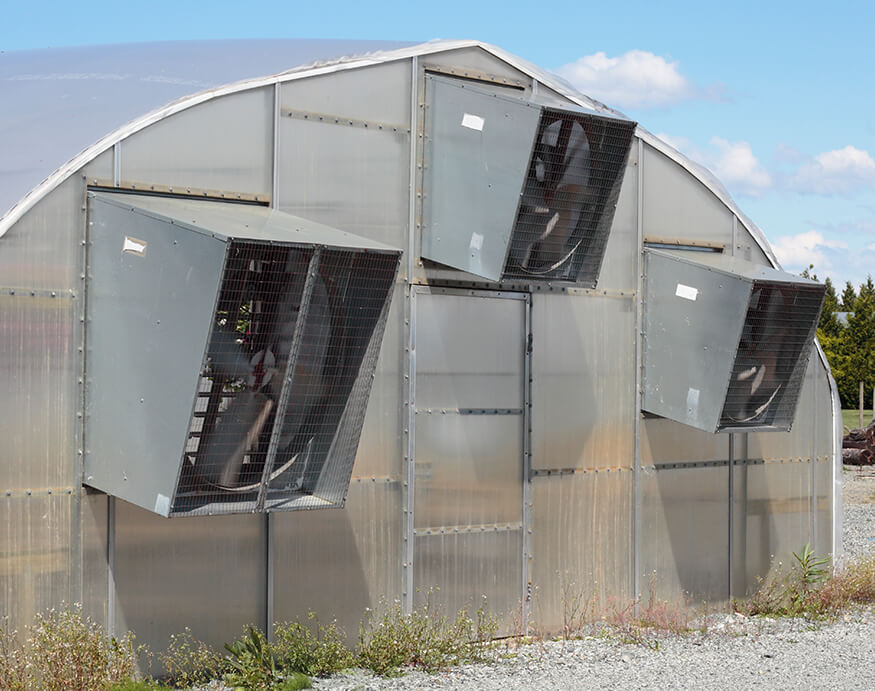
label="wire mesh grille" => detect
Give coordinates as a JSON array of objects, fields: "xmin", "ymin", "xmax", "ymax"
[
  {"xmin": 173, "ymin": 241, "xmax": 399, "ymax": 516},
  {"xmin": 719, "ymin": 281, "xmax": 825, "ymax": 430},
  {"xmin": 502, "ymin": 109, "xmax": 635, "ymax": 284}
]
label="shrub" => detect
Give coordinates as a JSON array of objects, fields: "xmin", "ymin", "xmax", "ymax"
[
  {"xmin": 273, "ymin": 613, "xmax": 354, "ymax": 677},
  {"xmin": 0, "ymin": 605, "xmax": 140, "ymax": 691},
  {"xmin": 356, "ymin": 595, "xmax": 497, "ymax": 676},
  {"xmin": 224, "ymin": 625, "xmax": 280, "ymax": 690},
  {"xmin": 159, "ymin": 627, "xmax": 229, "ymax": 688}
]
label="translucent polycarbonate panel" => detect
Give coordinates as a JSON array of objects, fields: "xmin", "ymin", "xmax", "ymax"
[
  {"xmin": 82, "ymin": 148, "xmax": 114, "ymax": 182},
  {"xmin": 272, "ymin": 478, "xmax": 402, "ymax": 641},
  {"xmin": 121, "ymin": 88, "xmax": 272, "ymax": 196},
  {"xmin": 745, "ymin": 358, "xmax": 817, "ymax": 461},
  {"xmin": 532, "ymin": 293, "xmax": 635, "ymax": 471},
  {"xmin": 640, "ymin": 464, "xmax": 729, "ymax": 601},
  {"xmin": 733, "ymin": 227, "xmax": 772, "ymax": 264},
  {"xmin": 0, "ymin": 40, "xmax": 412, "ymax": 218},
  {"xmin": 349, "ymin": 282, "xmax": 405, "ymax": 480},
  {"xmin": 596, "ymin": 141, "xmax": 638, "ymax": 292},
  {"xmin": 414, "ymin": 414, "xmax": 523, "ymax": 529},
  {"xmin": 642, "ymin": 144, "xmax": 733, "ymax": 247},
  {"xmin": 731, "ymin": 456, "xmax": 748, "ymax": 599},
  {"xmin": 736, "ymin": 460, "xmax": 812, "ymax": 594},
  {"xmin": 815, "ymin": 458, "xmax": 833, "ymax": 557},
  {"xmin": 502, "ymin": 110, "xmax": 635, "ymax": 285},
  {"xmin": 81, "ymin": 492, "xmax": 109, "ymax": 628},
  {"xmin": 113, "ymin": 500, "xmax": 263, "ymax": 656},
  {"xmin": 0, "ymin": 292, "xmax": 78, "ymax": 489},
  {"xmin": 413, "ymin": 528, "xmax": 522, "ymax": 631},
  {"xmin": 530, "ymin": 470, "xmax": 633, "ymax": 632},
  {"xmin": 641, "ymin": 419, "xmax": 729, "ymax": 465},
  {"xmin": 277, "ymin": 118, "xmax": 409, "ymax": 259},
  {"xmin": 282, "ymin": 61, "xmax": 411, "ymax": 131},
  {"xmin": 0, "ymin": 494, "xmax": 72, "ymax": 630},
  {"xmin": 529, "ymin": 82, "xmax": 581, "ymax": 109},
  {"xmin": 0, "ymin": 175, "xmax": 83, "ymax": 290},
  {"xmin": 424, "ymin": 46, "xmax": 532, "ymax": 89},
  {"xmin": 415, "ymin": 292, "xmax": 525, "ymax": 409}
]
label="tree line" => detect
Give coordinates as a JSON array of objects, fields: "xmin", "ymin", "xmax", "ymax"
[{"xmin": 804, "ymin": 268, "xmax": 875, "ymax": 409}]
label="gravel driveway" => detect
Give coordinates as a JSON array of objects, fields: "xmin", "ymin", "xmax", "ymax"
[{"xmin": 314, "ymin": 468, "xmax": 875, "ymax": 690}]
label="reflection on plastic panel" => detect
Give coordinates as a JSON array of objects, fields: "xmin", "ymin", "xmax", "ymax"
[{"xmin": 530, "ymin": 471, "xmax": 632, "ymax": 632}]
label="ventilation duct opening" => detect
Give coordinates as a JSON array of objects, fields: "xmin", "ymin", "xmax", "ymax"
[
  {"xmin": 642, "ymin": 249, "xmax": 825, "ymax": 433},
  {"xmin": 421, "ymin": 75, "xmax": 635, "ymax": 284},
  {"xmin": 84, "ymin": 192, "xmax": 400, "ymax": 516}
]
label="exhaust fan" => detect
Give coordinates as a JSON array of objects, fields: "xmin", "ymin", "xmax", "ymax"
[
  {"xmin": 642, "ymin": 249, "xmax": 825, "ymax": 433},
  {"xmin": 422, "ymin": 74, "xmax": 635, "ymax": 285},
  {"xmin": 84, "ymin": 192, "xmax": 400, "ymax": 516}
]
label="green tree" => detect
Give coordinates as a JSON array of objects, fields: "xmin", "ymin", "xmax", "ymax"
[
  {"xmin": 828, "ymin": 276, "xmax": 875, "ymax": 409},
  {"xmin": 841, "ymin": 281, "xmax": 857, "ymax": 311},
  {"xmin": 818, "ymin": 277, "xmax": 843, "ymax": 337}
]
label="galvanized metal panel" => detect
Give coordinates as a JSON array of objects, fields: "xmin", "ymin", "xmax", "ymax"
[
  {"xmin": 121, "ymin": 88, "xmax": 273, "ymax": 195},
  {"xmin": 736, "ymin": 460, "xmax": 812, "ymax": 594},
  {"xmin": 532, "ymin": 293, "xmax": 635, "ymax": 471},
  {"xmin": 281, "ymin": 61, "xmax": 411, "ymax": 130},
  {"xmin": 643, "ymin": 249, "xmax": 751, "ymax": 431},
  {"xmin": 415, "ymin": 292, "xmax": 524, "ymax": 409},
  {"xmin": 0, "ymin": 494, "xmax": 73, "ymax": 630},
  {"xmin": 596, "ymin": 141, "xmax": 638, "ymax": 292},
  {"xmin": 640, "ymin": 464, "xmax": 729, "ymax": 601},
  {"xmin": 641, "ymin": 418, "xmax": 729, "ymax": 464},
  {"xmin": 642, "ymin": 143, "xmax": 734, "ymax": 247},
  {"xmin": 423, "ymin": 46, "xmax": 532, "ymax": 88},
  {"xmin": 421, "ymin": 75, "xmax": 539, "ymax": 281},
  {"xmin": 413, "ymin": 529, "xmax": 523, "ymax": 630},
  {"xmin": 113, "ymin": 499, "xmax": 263, "ymax": 655},
  {"xmin": 530, "ymin": 470, "xmax": 633, "ymax": 632},
  {"xmin": 85, "ymin": 194, "xmax": 226, "ymax": 513},
  {"xmin": 272, "ymin": 478, "xmax": 402, "ymax": 640},
  {"xmin": 277, "ymin": 114, "xmax": 410, "ymax": 259},
  {"xmin": 414, "ymin": 414, "xmax": 522, "ymax": 529}
]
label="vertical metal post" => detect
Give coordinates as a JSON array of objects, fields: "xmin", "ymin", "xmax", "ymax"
[
  {"xmin": 521, "ymin": 294, "xmax": 533, "ymax": 631},
  {"xmin": 402, "ymin": 56, "xmax": 421, "ymax": 616},
  {"xmin": 256, "ymin": 249, "xmax": 321, "ymax": 511},
  {"xmin": 265, "ymin": 512, "xmax": 274, "ymax": 642},
  {"xmin": 272, "ymin": 82, "xmax": 281, "ymax": 208},
  {"xmin": 728, "ymin": 434, "xmax": 734, "ymax": 600},
  {"xmin": 107, "ymin": 495, "xmax": 116, "ymax": 637},
  {"xmin": 112, "ymin": 142, "xmax": 121, "ymax": 186},
  {"xmin": 812, "ymin": 366, "xmax": 819, "ymax": 554},
  {"xmin": 632, "ymin": 137, "xmax": 645, "ymax": 604},
  {"xmin": 403, "ymin": 288, "xmax": 418, "ymax": 614},
  {"xmin": 731, "ymin": 215, "xmax": 738, "ymax": 257}
]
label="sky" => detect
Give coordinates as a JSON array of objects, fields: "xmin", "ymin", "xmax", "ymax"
[{"xmin": 2, "ymin": 0, "xmax": 873, "ymax": 290}]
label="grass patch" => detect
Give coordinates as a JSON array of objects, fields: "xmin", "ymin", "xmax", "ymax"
[{"xmin": 842, "ymin": 409, "xmax": 873, "ymax": 431}]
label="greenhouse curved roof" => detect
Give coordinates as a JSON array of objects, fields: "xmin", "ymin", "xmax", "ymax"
[{"xmin": 0, "ymin": 38, "xmax": 777, "ymax": 267}]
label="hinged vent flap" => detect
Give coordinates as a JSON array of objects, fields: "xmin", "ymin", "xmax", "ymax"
[
  {"xmin": 85, "ymin": 192, "xmax": 400, "ymax": 517},
  {"xmin": 422, "ymin": 75, "xmax": 635, "ymax": 284},
  {"xmin": 642, "ymin": 249, "xmax": 825, "ymax": 433}
]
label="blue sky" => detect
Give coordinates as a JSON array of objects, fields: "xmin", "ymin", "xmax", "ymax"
[{"xmin": 3, "ymin": 0, "xmax": 873, "ymax": 290}]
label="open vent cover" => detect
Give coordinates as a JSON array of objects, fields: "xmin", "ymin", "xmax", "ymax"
[
  {"xmin": 642, "ymin": 249, "xmax": 825, "ymax": 433},
  {"xmin": 84, "ymin": 192, "xmax": 400, "ymax": 516},
  {"xmin": 421, "ymin": 75, "xmax": 635, "ymax": 284}
]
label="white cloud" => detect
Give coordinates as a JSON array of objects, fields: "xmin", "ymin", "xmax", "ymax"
[
  {"xmin": 867, "ymin": 242, "xmax": 875, "ymax": 252},
  {"xmin": 555, "ymin": 50, "xmax": 696, "ymax": 109},
  {"xmin": 654, "ymin": 134, "xmax": 772, "ymax": 197},
  {"xmin": 791, "ymin": 145, "xmax": 875, "ymax": 195},
  {"xmin": 770, "ymin": 231, "xmax": 847, "ymax": 273}
]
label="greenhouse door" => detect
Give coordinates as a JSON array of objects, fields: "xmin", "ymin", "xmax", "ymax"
[{"xmin": 411, "ymin": 288, "xmax": 527, "ymax": 622}]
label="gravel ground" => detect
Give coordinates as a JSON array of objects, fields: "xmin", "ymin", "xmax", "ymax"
[{"xmin": 312, "ymin": 468, "xmax": 875, "ymax": 691}]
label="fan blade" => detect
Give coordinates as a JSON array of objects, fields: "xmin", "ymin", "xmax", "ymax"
[{"xmin": 195, "ymin": 391, "xmax": 274, "ymax": 488}]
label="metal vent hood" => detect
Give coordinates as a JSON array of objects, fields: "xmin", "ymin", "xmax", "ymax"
[
  {"xmin": 84, "ymin": 191, "xmax": 400, "ymax": 516},
  {"xmin": 642, "ymin": 248, "xmax": 826, "ymax": 433},
  {"xmin": 421, "ymin": 74, "xmax": 635, "ymax": 285}
]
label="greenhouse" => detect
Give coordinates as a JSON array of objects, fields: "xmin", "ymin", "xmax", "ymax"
[{"xmin": 0, "ymin": 39, "xmax": 839, "ymax": 654}]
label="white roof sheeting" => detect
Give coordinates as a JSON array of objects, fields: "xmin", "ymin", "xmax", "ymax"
[{"xmin": 0, "ymin": 38, "xmax": 777, "ymax": 269}]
